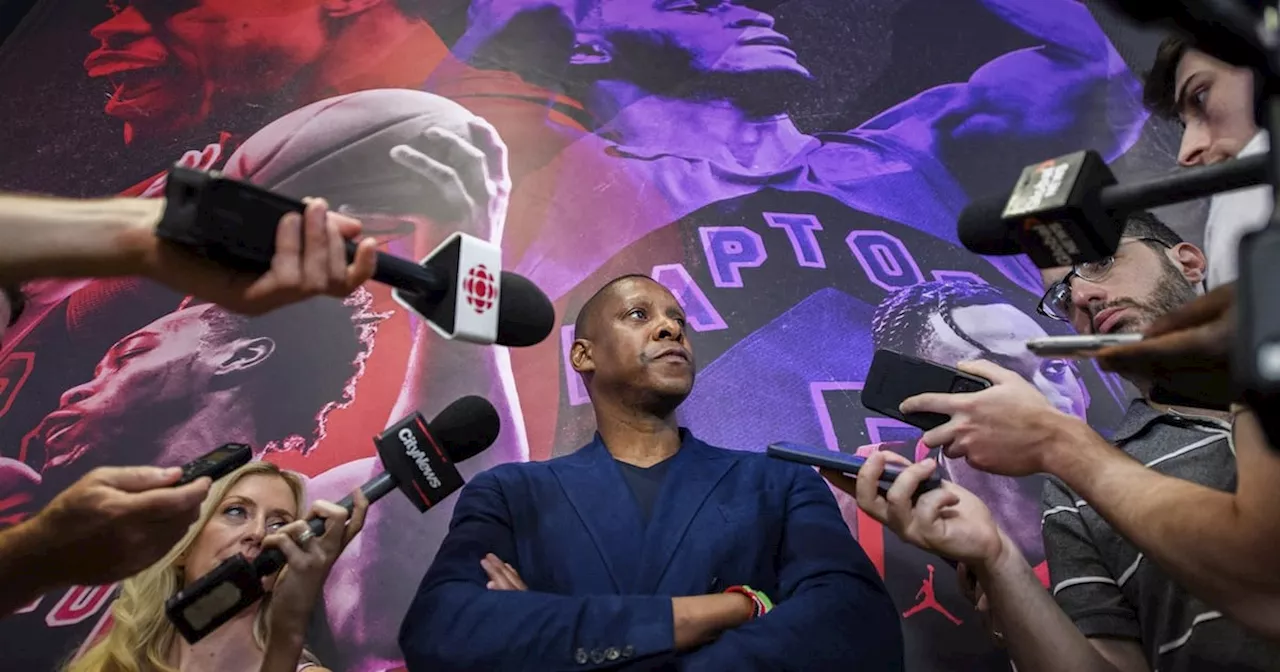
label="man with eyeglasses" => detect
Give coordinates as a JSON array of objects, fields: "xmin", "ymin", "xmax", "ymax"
[{"xmin": 824, "ymin": 210, "xmax": 1280, "ymax": 669}]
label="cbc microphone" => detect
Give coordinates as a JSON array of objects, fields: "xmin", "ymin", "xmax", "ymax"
[
  {"xmin": 164, "ymin": 395, "xmax": 501, "ymax": 644},
  {"xmin": 958, "ymin": 149, "xmax": 1269, "ymax": 268},
  {"xmin": 155, "ymin": 165, "xmax": 555, "ymax": 347}
]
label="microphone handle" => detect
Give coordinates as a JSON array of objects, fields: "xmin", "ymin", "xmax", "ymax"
[
  {"xmin": 1104, "ymin": 152, "xmax": 1269, "ymax": 214},
  {"xmin": 343, "ymin": 240, "xmax": 448, "ymax": 302},
  {"xmin": 254, "ymin": 472, "xmax": 398, "ymax": 575}
]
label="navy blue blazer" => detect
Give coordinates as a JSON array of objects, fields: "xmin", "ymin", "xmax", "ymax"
[{"xmin": 399, "ymin": 430, "xmax": 903, "ymax": 671}]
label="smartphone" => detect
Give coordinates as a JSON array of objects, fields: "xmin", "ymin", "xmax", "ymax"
[
  {"xmin": 861, "ymin": 349, "xmax": 992, "ymax": 431},
  {"xmin": 766, "ymin": 441, "xmax": 941, "ymax": 499},
  {"xmin": 176, "ymin": 443, "xmax": 253, "ymax": 487},
  {"xmin": 1025, "ymin": 333, "xmax": 1143, "ymax": 358}
]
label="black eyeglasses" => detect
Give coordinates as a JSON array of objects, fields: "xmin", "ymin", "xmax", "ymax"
[{"xmin": 1036, "ymin": 237, "xmax": 1171, "ymax": 322}]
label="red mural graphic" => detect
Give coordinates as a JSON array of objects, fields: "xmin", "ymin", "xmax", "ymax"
[{"xmin": 902, "ymin": 565, "xmax": 963, "ymax": 626}]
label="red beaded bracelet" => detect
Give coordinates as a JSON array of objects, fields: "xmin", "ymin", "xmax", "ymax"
[{"xmin": 724, "ymin": 585, "xmax": 774, "ymax": 619}]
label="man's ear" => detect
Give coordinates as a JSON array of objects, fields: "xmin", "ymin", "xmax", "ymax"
[
  {"xmin": 1171, "ymin": 242, "xmax": 1208, "ymax": 284},
  {"xmin": 214, "ymin": 337, "xmax": 276, "ymax": 376},
  {"xmin": 570, "ymin": 35, "xmax": 612, "ymax": 67},
  {"xmin": 570, "ymin": 339, "xmax": 595, "ymax": 374},
  {"xmin": 322, "ymin": 0, "xmax": 383, "ymax": 19}
]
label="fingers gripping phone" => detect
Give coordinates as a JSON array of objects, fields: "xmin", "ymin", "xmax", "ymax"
[
  {"xmin": 1025, "ymin": 333, "xmax": 1143, "ymax": 358},
  {"xmin": 767, "ymin": 441, "xmax": 959, "ymax": 569},
  {"xmin": 765, "ymin": 441, "xmax": 941, "ymax": 500},
  {"xmin": 861, "ymin": 350, "xmax": 992, "ymax": 431},
  {"xmin": 175, "ymin": 443, "xmax": 252, "ymax": 487}
]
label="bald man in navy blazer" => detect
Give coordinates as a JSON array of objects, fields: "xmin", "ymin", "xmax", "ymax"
[{"xmin": 399, "ymin": 275, "xmax": 903, "ymax": 671}]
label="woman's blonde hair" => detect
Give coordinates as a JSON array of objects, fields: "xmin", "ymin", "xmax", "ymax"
[{"xmin": 64, "ymin": 461, "xmax": 312, "ymax": 672}]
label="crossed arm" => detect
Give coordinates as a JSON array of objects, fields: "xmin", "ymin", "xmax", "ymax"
[
  {"xmin": 398, "ymin": 467, "xmax": 902, "ymax": 671},
  {"xmin": 673, "ymin": 468, "xmax": 903, "ymax": 670}
]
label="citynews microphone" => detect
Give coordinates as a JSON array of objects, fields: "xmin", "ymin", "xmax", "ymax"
[
  {"xmin": 164, "ymin": 395, "xmax": 501, "ymax": 644},
  {"xmin": 958, "ymin": 149, "xmax": 1269, "ymax": 267},
  {"xmin": 155, "ymin": 166, "xmax": 555, "ymax": 347}
]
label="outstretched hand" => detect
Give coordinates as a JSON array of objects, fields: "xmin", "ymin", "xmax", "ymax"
[
  {"xmin": 25, "ymin": 466, "xmax": 210, "ymax": 587},
  {"xmin": 899, "ymin": 360, "xmax": 1077, "ymax": 477},
  {"xmin": 822, "ymin": 451, "xmax": 1005, "ymax": 568},
  {"xmin": 389, "ymin": 118, "xmax": 512, "ymax": 244}
]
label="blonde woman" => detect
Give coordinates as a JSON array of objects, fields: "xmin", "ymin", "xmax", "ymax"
[{"xmin": 65, "ymin": 461, "xmax": 368, "ymax": 672}]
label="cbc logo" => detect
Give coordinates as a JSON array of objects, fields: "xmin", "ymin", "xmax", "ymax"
[{"xmin": 463, "ymin": 264, "xmax": 497, "ymax": 314}]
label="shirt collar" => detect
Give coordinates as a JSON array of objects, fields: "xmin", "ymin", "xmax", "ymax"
[{"xmin": 1110, "ymin": 398, "xmax": 1232, "ymax": 443}]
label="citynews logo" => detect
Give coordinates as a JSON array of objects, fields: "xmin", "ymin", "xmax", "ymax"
[{"xmin": 398, "ymin": 427, "xmax": 443, "ymax": 489}]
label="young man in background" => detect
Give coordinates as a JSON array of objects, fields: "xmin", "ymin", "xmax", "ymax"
[{"xmin": 1144, "ymin": 35, "xmax": 1268, "ymax": 288}]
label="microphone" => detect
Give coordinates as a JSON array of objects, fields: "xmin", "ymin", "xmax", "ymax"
[
  {"xmin": 155, "ymin": 165, "xmax": 555, "ymax": 347},
  {"xmin": 958, "ymin": 150, "xmax": 1269, "ymax": 267},
  {"xmin": 164, "ymin": 395, "xmax": 501, "ymax": 644}
]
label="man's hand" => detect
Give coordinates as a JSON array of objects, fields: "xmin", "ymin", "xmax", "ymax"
[
  {"xmin": 17, "ymin": 466, "xmax": 209, "ymax": 588},
  {"xmin": 1096, "ymin": 283, "xmax": 1235, "ymax": 407},
  {"xmin": 899, "ymin": 360, "xmax": 1080, "ymax": 476},
  {"xmin": 482, "ymin": 553, "xmax": 527, "ymax": 591},
  {"xmin": 144, "ymin": 197, "xmax": 378, "ymax": 316},
  {"xmin": 390, "ymin": 118, "xmax": 512, "ymax": 243},
  {"xmin": 822, "ymin": 452, "xmax": 1005, "ymax": 567}
]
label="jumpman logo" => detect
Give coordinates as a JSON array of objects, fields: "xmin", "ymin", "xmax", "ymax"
[{"xmin": 902, "ymin": 564, "xmax": 962, "ymax": 625}]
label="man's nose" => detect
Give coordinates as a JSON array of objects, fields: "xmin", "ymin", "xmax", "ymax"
[
  {"xmin": 1069, "ymin": 278, "xmax": 1107, "ymax": 312},
  {"xmin": 654, "ymin": 316, "xmax": 684, "ymax": 342},
  {"xmin": 726, "ymin": 3, "xmax": 776, "ymax": 29},
  {"xmin": 1178, "ymin": 123, "xmax": 1211, "ymax": 166},
  {"xmin": 58, "ymin": 381, "xmax": 96, "ymax": 407},
  {"xmin": 90, "ymin": 6, "xmax": 152, "ymax": 47},
  {"xmin": 1068, "ymin": 279, "xmax": 1108, "ymax": 331}
]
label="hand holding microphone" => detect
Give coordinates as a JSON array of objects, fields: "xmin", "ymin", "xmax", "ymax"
[
  {"xmin": 153, "ymin": 113, "xmax": 554, "ymax": 349},
  {"xmin": 166, "ymin": 395, "xmax": 502, "ymax": 643},
  {"xmin": 262, "ymin": 491, "xmax": 370, "ymax": 640}
]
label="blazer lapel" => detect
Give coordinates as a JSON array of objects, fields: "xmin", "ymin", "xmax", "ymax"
[
  {"xmin": 634, "ymin": 433, "xmax": 735, "ymax": 593},
  {"xmin": 549, "ymin": 436, "xmax": 646, "ymax": 592}
]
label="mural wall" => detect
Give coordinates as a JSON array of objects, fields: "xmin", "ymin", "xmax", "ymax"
[{"xmin": 0, "ymin": 1, "xmax": 1196, "ymax": 669}]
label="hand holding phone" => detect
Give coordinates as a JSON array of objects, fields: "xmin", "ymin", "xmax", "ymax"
[
  {"xmin": 776, "ymin": 442, "xmax": 960, "ymax": 569},
  {"xmin": 861, "ymin": 349, "xmax": 992, "ymax": 431},
  {"xmin": 766, "ymin": 441, "xmax": 941, "ymax": 500}
]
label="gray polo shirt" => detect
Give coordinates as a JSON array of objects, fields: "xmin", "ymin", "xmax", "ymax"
[{"xmin": 1042, "ymin": 399, "xmax": 1280, "ymax": 671}]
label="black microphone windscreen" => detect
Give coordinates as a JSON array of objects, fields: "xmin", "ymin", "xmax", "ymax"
[
  {"xmin": 496, "ymin": 272, "xmax": 556, "ymax": 347},
  {"xmin": 430, "ymin": 395, "xmax": 502, "ymax": 462},
  {"xmin": 957, "ymin": 196, "xmax": 1022, "ymax": 256}
]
